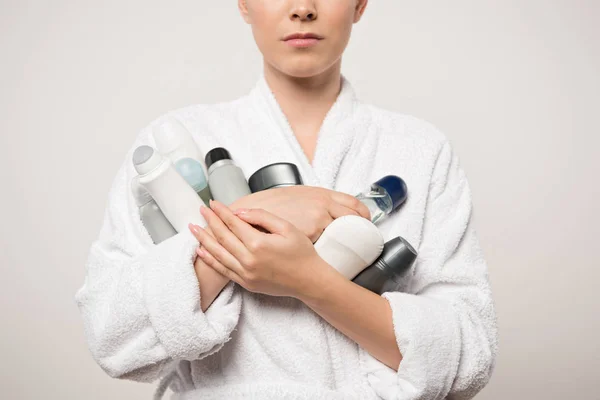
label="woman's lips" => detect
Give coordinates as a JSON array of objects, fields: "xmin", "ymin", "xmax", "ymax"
[
  {"xmin": 282, "ymin": 33, "xmax": 323, "ymax": 48},
  {"xmin": 284, "ymin": 38, "xmax": 321, "ymax": 48}
]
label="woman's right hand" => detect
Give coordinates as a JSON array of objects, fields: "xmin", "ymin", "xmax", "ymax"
[
  {"xmin": 228, "ymin": 186, "xmax": 371, "ymax": 243},
  {"xmin": 191, "ymin": 186, "xmax": 370, "ymax": 309}
]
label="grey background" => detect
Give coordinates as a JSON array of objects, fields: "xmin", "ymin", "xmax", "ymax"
[{"xmin": 1, "ymin": 1, "xmax": 598, "ymax": 399}]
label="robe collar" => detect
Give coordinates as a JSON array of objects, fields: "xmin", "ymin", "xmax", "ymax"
[{"xmin": 248, "ymin": 72, "xmax": 360, "ymax": 190}]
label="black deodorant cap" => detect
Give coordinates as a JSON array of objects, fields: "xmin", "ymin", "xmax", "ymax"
[
  {"xmin": 248, "ymin": 162, "xmax": 304, "ymax": 192},
  {"xmin": 205, "ymin": 147, "xmax": 232, "ymax": 169},
  {"xmin": 352, "ymin": 236, "xmax": 418, "ymax": 295}
]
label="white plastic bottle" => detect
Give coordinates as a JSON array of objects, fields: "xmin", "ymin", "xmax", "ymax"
[
  {"xmin": 152, "ymin": 117, "xmax": 203, "ymax": 165},
  {"xmin": 131, "ymin": 176, "xmax": 177, "ymax": 244},
  {"xmin": 152, "ymin": 117, "xmax": 212, "ymax": 203},
  {"xmin": 314, "ymin": 215, "xmax": 384, "ymax": 280},
  {"xmin": 132, "ymin": 145, "xmax": 207, "ymax": 232}
]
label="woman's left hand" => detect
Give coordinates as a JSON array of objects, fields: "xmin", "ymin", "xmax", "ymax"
[{"xmin": 188, "ymin": 199, "xmax": 330, "ymax": 299}]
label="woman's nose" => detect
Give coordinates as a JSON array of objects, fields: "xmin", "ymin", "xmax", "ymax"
[{"xmin": 289, "ymin": 2, "xmax": 317, "ymax": 22}]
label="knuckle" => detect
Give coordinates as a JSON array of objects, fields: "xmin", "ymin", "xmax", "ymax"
[
  {"xmin": 281, "ymin": 222, "xmax": 293, "ymax": 235},
  {"xmin": 225, "ymin": 270, "xmax": 236, "ymax": 282},
  {"xmin": 243, "ymin": 269, "xmax": 256, "ymax": 282},
  {"xmin": 243, "ymin": 255, "xmax": 258, "ymax": 270},
  {"xmin": 242, "ymin": 272, "xmax": 258, "ymax": 289},
  {"xmin": 311, "ymin": 207, "xmax": 324, "ymax": 219},
  {"xmin": 223, "ymin": 214, "xmax": 237, "ymax": 229},
  {"xmin": 317, "ymin": 196, "xmax": 329, "ymax": 208},
  {"xmin": 349, "ymin": 196, "xmax": 362, "ymax": 210},
  {"xmin": 247, "ymin": 239, "xmax": 263, "ymax": 253},
  {"xmin": 309, "ymin": 209, "xmax": 325, "ymax": 226},
  {"xmin": 307, "ymin": 223, "xmax": 319, "ymax": 239},
  {"xmin": 214, "ymin": 230, "xmax": 226, "ymax": 244}
]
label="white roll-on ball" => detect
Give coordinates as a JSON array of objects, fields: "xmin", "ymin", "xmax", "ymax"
[{"xmin": 314, "ymin": 215, "xmax": 385, "ymax": 280}]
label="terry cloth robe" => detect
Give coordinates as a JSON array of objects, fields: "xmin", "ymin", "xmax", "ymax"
[{"xmin": 74, "ymin": 73, "xmax": 498, "ymax": 400}]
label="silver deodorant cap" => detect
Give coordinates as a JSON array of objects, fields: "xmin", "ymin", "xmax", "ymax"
[{"xmin": 248, "ymin": 162, "xmax": 303, "ymax": 192}]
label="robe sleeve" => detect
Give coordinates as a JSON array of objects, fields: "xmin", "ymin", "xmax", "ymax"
[
  {"xmin": 358, "ymin": 139, "xmax": 498, "ymax": 400},
  {"xmin": 73, "ymin": 118, "xmax": 242, "ymax": 383}
]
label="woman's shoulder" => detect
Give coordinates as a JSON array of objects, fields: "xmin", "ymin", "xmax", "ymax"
[
  {"xmin": 134, "ymin": 95, "xmax": 252, "ymax": 155},
  {"xmin": 358, "ymin": 101, "xmax": 450, "ymax": 148},
  {"xmin": 141, "ymin": 95, "xmax": 248, "ymax": 133}
]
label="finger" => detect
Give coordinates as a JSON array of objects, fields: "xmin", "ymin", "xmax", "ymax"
[
  {"xmin": 327, "ymin": 190, "xmax": 371, "ymax": 220},
  {"xmin": 327, "ymin": 201, "xmax": 360, "ymax": 220},
  {"xmin": 196, "ymin": 247, "xmax": 245, "ymax": 286},
  {"xmin": 235, "ymin": 208, "xmax": 292, "ymax": 236},
  {"xmin": 189, "ymin": 223, "xmax": 247, "ymax": 278},
  {"xmin": 199, "ymin": 205, "xmax": 250, "ymax": 262},
  {"xmin": 209, "ymin": 199, "xmax": 260, "ymax": 247}
]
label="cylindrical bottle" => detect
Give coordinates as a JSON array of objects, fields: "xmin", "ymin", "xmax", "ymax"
[
  {"xmin": 355, "ymin": 175, "xmax": 408, "ymax": 224},
  {"xmin": 175, "ymin": 158, "xmax": 212, "ymax": 205},
  {"xmin": 131, "ymin": 176, "xmax": 177, "ymax": 244},
  {"xmin": 314, "ymin": 215, "xmax": 384, "ymax": 280},
  {"xmin": 152, "ymin": 117, "xmax": 203, "ymax": 164},
  {"xmin": 248, "ymin": 162, "xmax": 303, "ymax": 192},
  {"xmin": 152, "ymin": 117, "xmax": 212, "ymax": 201},
  {"xmin": 352, "ymin": 236, "xmax": 417, "ymax": 294},
  {"xmin": 133, "ymin": 145, "xmax": 207, "ymax": 232},
  {"xmin": 205, "ymin": 147, "xmax": 251, "ymax": 206}
]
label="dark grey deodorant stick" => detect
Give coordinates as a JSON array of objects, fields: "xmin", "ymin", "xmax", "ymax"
[{"xmin": 352, "ymin": 236, "xmax": 418, "ymax": 294}]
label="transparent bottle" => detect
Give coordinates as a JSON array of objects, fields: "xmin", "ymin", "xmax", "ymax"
[{"xmin": 355, "ymin": 175, "xmax": 408, "ymax": 224}]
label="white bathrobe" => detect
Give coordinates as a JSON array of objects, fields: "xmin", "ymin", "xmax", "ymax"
[{"xmin": 74, "ymin": 73, "xmax": 498, "ymax": 400}]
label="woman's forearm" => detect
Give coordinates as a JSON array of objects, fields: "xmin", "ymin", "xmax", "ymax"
[
  {"xmin": 194, "ymin": 256, "xmax": 230, "ymax": 312},
  {"xmin": 297, "ymin": 260, "xmax": 403, "ymax": 371}
]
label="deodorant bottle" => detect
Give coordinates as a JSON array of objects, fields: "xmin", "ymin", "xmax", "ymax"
[
  {"xmin": 314, "ymin": 215, "xmax": 385, "ymax": 280},
  {"xmin": 133, "ymin": 145, "xmax": 207, "ymax": 232},
  {"xmin": 131, "ymin": 176, "xmax": 177, "ymax": 244},
  {"xmin": 152, "ymin": 117, "xmax": 203, "ymax": 164},
  {"xmin": 352, "ymin": 236, "xmax": 417, "ymax": 294},
  {"xmin": 152, "ymin": 117, "xmax": 212, "ymax": 202},
  {"xmin": 355, "ymin": 175, "xmax": 408, "ymax": 224},
  {"xmin": 248, "ymin": 162, "xmax": 303, "ymax": 192},
  {"xmin": 175, "ymin": 158, "xmax": 212, "ymax": 205},
  {"xmin": 205, "ymin": 147, "xmax": 251, "ymax": 206}
]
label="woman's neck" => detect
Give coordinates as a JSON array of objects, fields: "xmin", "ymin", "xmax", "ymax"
[{"xmin": 263, "ymin": 61, "xmax": 343, "ymax": 164}]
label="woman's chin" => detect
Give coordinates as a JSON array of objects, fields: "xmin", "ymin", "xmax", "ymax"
[{"xmin": 273, "ymin": 60, "xmax": 337, "ymax": 80}]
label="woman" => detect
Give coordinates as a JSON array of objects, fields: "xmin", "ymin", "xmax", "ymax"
[{"xmin": 75, "ymin": 1, "xmax": 498, "ymax": 399}]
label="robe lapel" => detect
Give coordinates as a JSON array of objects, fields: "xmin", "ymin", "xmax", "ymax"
[{"xmin": 249, "ymin": 73, "xmax": 359, "ymax": 190}]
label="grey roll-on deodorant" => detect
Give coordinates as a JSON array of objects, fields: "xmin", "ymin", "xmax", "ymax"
[
  {"xmin": 352, "ymin": 236, "xmax": 418, "ymax": 294},
  {"xmin": 205, "ymin": 147, "xmax": 251, "ymax": 206},
  {"xmin": 248, "ymin": 162, "xmax": 304, "ymax": 192}
]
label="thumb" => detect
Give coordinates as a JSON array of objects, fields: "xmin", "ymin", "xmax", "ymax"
[{"xmin": 234, "ymin": 208, "xmax": 290, "ymax": 235}]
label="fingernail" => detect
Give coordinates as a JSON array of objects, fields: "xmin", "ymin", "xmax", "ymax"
[
  {"xmin": 189, "ymin": 224, "xmax": 200, "ymax": 234},
  {"xmin": 196, "ymin": 247, "xmax": 205, "ymax": 257},
  {"xmin": 233, "ymin": 208, "xmax": 249, "ymax": 215}
]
